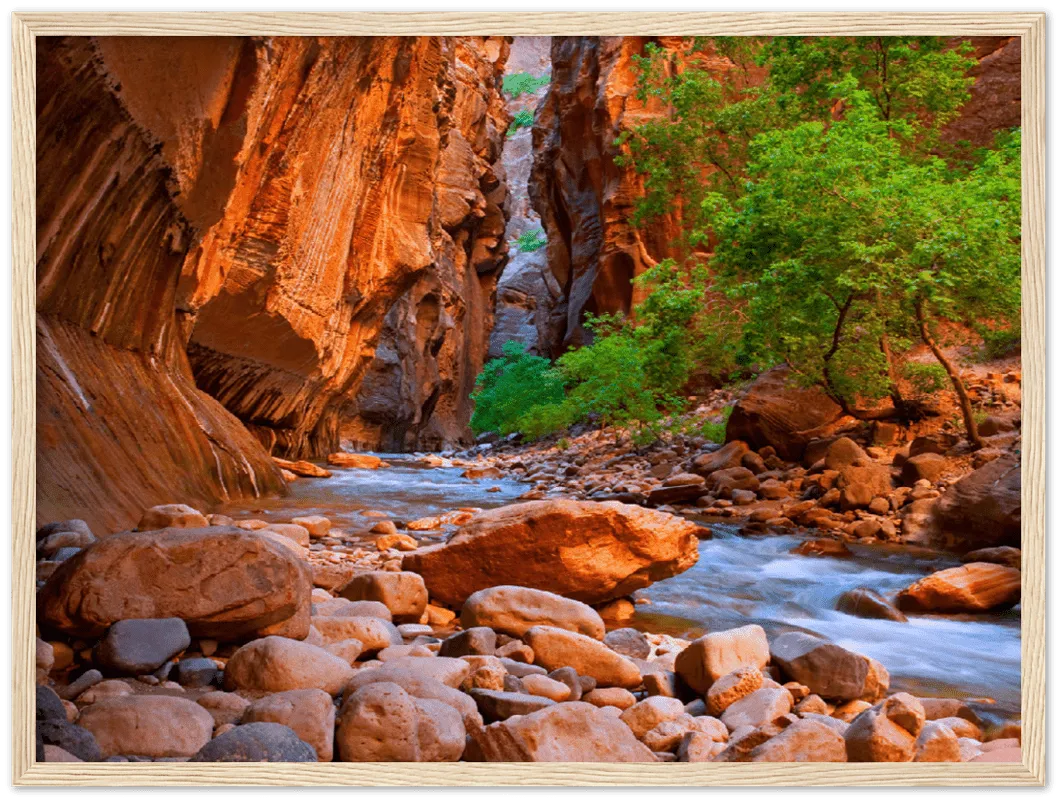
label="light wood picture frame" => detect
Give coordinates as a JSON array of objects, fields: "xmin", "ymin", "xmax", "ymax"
[{"xmin": 11, "ymin": 11, "xmax": 1045, "ymax": 787}]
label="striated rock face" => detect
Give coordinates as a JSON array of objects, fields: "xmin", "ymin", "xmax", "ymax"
[
  {"xmin": 180, "ymin": 36, "xmax": 511, "ymax": 455},
  {"xmin": 942, "ymin": 37, "xmax": 1022, "ymax": 149},
  {"xmin": 530, "ymin": 36, "xmax": 689, "ymax": 354},
  {"xmin": 37, "ymin": 36, "xmax": 510, "ymax": 528},
  {"xmin": 36, "ymin": 37, "xmax": 286, "ymax": 533}
]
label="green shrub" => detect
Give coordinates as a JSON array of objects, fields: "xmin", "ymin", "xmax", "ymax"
[
  {"xmin": 507, "ymin": 108, "xmax": 535, "ymax": 136},
  {"xmin": 469, "ymin": 342, "xmax": 565, "ymax": 436},
  {"xmin": 696, "ymin": 406, "xmax": 733, "ymax": 444},
  {"xmin": 503, "ymin": 72, "xmax": 550, "ymax": 99},
  {"xmin": 512, "ymin": 228, "xmax": 546, "ymax": 253},
  {"xmin": 904, "ymin": 362, "xmax": 948, "ymax": 395}
]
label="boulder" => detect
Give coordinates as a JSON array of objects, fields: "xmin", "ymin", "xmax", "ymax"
[
  {"xmin": 467, "ymin": 702, "xmax": 656, "ymax": 762},
  {"xmin": 770, "ymin": 632, "xmax": 888, "ymax": 702},
  {"xmin": 223, "ymin": 636, "xmax": 354, "ymax": 696},
  {"xmin": 897, "ymin": 563, "xmax": 1021, "ymax": 613},
  {"xmin": 706, "ymin": 665, "xmax": 765, "ymax": 716},
  {"xmin": 691, "ymin": 441, "xmax": 749, "ymax": 477},
  {"xmin": 336, "ymin": 682, "xmax": 465, "ymax": 762},
  {"xmin": 345, "ymin": 656, "xmax": 472, "ymax": 692},
  {"xmin": 749, "ymin": 718, "xmax": 847, "ymax": 762},
  {"xmin": 720, "ymin": 687, "xmax": 793, "ymax": 731},
  {"xmin": 327, "ymin": 452, "xmax": 384, "ymax": 469},
  {"xmin": 403, "ymin": 500, "xmax": 699, "ymax": 606},
  {"xmin": 844, "ymin": 695, "xmax": 924, "ymax": 762},
  {"xmin": 460, "ymin": 585, "xmax": 605, "ymax": 641},
  {"xmin": 725, "ymin": 366, "xmax": 845, "ymax": 461},
  {"xmin": 603, "ymin": 628, "xmax": 651, "ymax": 659},
  {"xmin": 38, "ymin": 528, "xmax": 311, "ymax": 640},
  {"xmin": 195, "ymin": 692, "xmax": 250, "ymax": 726},
  {"xmin": 439, "ymin": 627, "xmax": 496, "ymax": 657},
  {"xmin": 273, "ymin": 457, "xmax": 331, "ymax": 478},
  {"xmin": 338, "ymin": 571, "xmax": 428, "ymax": 623},
  {"xmin": 37, "ymin": 720, "xmax": 102, "ymax": 762},
  {"xmin": 173, "ymin": 657, "xmax": 220, "ymax": 688},
  {"xmin": 674, "ymin": 625, "xmax": 769, "ymax": 694},
  {"xmin": 524, "ymin": 626, "xmax": 642, "ymax": 689},
  {"xmin": 343, "ymin": 665, "xmax": 480, "ymax": 728},
  {"xmin": 962, "ymin": 546, "xmax": 1021, "ymax": 570},
  {"xmin": 291, "ymin": 515, "xmax": 331, "ymax": 538},
  {"xmin": 313, "ymin": 597, "xmax": 392, "ymax": 621},
  {"xmin": 242, "ymin": 689, "xmax": 335, "ymax": 762},
  {"xmin": 836, "ymin": 588, "xmax": 908, "ymax": 622},
  {"xmin": 521, "ymin": 674, "xmax": 572, "ymax": 702},
  {"xmin": 706, "ymin": 467, "xmax": 760, "ymax": 498},
  {"xmin": 137, "ymin": 504, "xmax": 208, "ymax": 530},
  {"xmin": 469, "ymin": 689, "xmax": 556, "ymax": 722},
  {"xmin": 619, "ymin": 696, "xmax": 685, "ymax": 739},
  {"xmin": 94, "ymin": 618, "xmax": 190, "ymax": 675},
  {"xmin": 930, "ymin": 454, "xmax": 1020, "ymax": 551},
  {"xmin": 190, "ymin": 722, "xmax": 317, "ymax": 762},
  {"xmin": 900, "ymin": 453, "xmax": 948, "ymax": 486},
  {"xmin": 76, "ymin": 695, "xmax": 214, "ymax": 758},
  {"xmin": 311, "ymin": 615, "xmax": 402, "ymax": 652}
]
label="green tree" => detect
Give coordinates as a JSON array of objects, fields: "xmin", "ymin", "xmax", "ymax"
[
  {"xmin": 707, "ymin": 92, "xmax": 1020, "ymax": 447},
  {"xmin": 469, "ymin": 341, "xmax": 565, "ymax": 436}
]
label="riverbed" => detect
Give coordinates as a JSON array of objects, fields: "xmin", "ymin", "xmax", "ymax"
[{"xmin": 218, "ymin": 454, "xmax": 1021, "ymax": 720}]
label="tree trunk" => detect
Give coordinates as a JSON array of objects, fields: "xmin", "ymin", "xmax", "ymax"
[
  {"xmin": 915, "ymin": 299, "xmax": 984, "ymax": 450},
  {"xmin": 821, "ymin": 293, "xmax": 901, "ymax": 421}
]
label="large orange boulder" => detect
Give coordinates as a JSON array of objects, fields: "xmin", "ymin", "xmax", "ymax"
[
  {"xmin": 897, "ymin": 563, "xmax": 1021, "ymax": 613},
  {"xmin": 37, "ymin": 528, "xmax": 311, "ymax": 639},
  {"xmin": 402, "ymin": 499, "xmax": 700, "ymax": 605},
  {"xmin": 725, "ymin": 367, "xmax": 845, "ymax": 461}
]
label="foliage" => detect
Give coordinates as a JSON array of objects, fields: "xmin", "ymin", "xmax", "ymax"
[
  {"xmin": 503, "ymin": 72, "xmax": 550, "ymax": 99},
  {"xmin": 512, "ymin": 228, "xmax": 547, "ymax": 253},
  {"xmin": 507, "ymin": 108, "xmax": 535, "ymax": 136},
  {"xmin": 904, "ymin": 362, "xmax": 948, "ymax": 395},
  {"xmin": 695, "ymin": 405, "xmax": 734, "ymax": 444},
  {"xmin": 469, "ymin": 342, "xmax": 565, "ymax": 436}
]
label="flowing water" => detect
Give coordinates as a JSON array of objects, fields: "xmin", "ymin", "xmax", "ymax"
[{"xmin": 219, "ymin": 455, "xmax": 1021, "ymax": 720}]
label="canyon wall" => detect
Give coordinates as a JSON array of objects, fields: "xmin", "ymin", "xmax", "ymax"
[
  {"xmin": 36, "ymin": 35, "xmax": 509, "ymax": 530},
  {"xmin": 527, "ymin": 36, "xmax": 1023, "ymax": 358}
]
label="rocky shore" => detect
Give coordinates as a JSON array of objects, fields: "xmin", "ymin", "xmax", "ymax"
[{"xmin": 36, "ymin": 482, "xmax": 1021, "ymax": 763}]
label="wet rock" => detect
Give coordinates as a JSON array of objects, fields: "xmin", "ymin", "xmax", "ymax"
[
  {"xmin": 836, "ymin": 588, "xmax": 908, "ymax": 622},
  {"xmin": 897, "ymin": 563, "xmax": 1021, "ymax": 613},
  {"xmin": 38, "ymin": 528, "xmax": 311, "ymax": 640},
  {"xmin": 223, "ymin": 636, "xmax": 354, "ymax": 696},
  {"xmin": 264, "ymin": 523, "xmax": 311, "ymax": 547},
  {"xmin": 674, "ymin": 624, "xmax": 769, "ymax": 694},
  {"xmin": 191, "ymin": 722, "xmax": 317, "ymax": 762},
  {"xmin": 94, "ymin": 618, "xmax": 190, "ymax": 675},
  {"xmin": 467, "ymin": 701, "xmax": 656, "ymax": 762},
  {"xmin": 338, "ymin": 571, "xmax": 428, "ymax": 623},
  {"xmin": 524, "ymin": 626, "xmax": 641, "ymax": 689},
  {"xmin": 403, "ymin": 499, "xmax": 699, "ymax": 606},
  {"xmin": 336, "ymin": 682, "xmax": 465, "ymax": 762},
  {"xmin": 76, "ymin": 695, "xmax": 214, "ymax": 758},
  {"xmin": 327, "ymin": 453, "xmax": 384, "ymax": 469},
  {"xmin": 461, "ymin": 585, "xmax": 605, "ymax": 639},
  {"xmin": 771, "ymin": 632, "xmax": 889, "ymax": 702},
  {"xmin": 603, "ymin": 628, "xmax": 651, "ymax": 659},
  {"xmin": 691, "ymin": 441, "xmax": 750, "ymax": 477},
  {"xmin": 291, "ymin": 515, "xmax": 331, "ymax": 538},
  {"xmin": 274, "ymin": 459, "xmax": 331, "ymax": 479},
  {"xmin": 791, "ymin": 538, "xmax": 851, "ymax": 558},
  {"xmin": 242, "ymin": 689, "xmax": 335, "ymax": 762}
]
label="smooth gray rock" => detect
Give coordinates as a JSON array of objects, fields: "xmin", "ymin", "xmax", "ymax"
[
  {"xmin": 37, "ymin": 720, "xmax": 101, "ymax": 762},
  {"xmin": 174, "ymin": 657, "xmax": 220, "ymax": 688},
  {"xmin": 96, "ymin": 618, "xmax": 191, "ymax": 675},
  {"xmin": 189, "ymin": 722, "xmax": 317, "ymax": 762}
]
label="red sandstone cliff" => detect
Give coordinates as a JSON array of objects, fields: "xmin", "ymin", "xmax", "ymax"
[
  {"xmin": 528, "ymin": 36, "xmax": 1023, "ymax": 358},
  {"xmin": 36, "ymin": 36, "xmax": 509, "ymax": 530}
]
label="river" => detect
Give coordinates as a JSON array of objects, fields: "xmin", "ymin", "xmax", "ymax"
[{"xmin": 218, "ymin": 454, "xmax": 1021, "ymax": 722}]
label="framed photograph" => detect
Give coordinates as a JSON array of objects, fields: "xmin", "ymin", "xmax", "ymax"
[{"xmin": 12, "ymin": 11, "xmax": 1044, "ymax": 787}]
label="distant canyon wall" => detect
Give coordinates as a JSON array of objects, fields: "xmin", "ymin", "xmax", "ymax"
[{"xmin": 36, "ymin": 35, "xmax": 509, "ymax": 530}]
